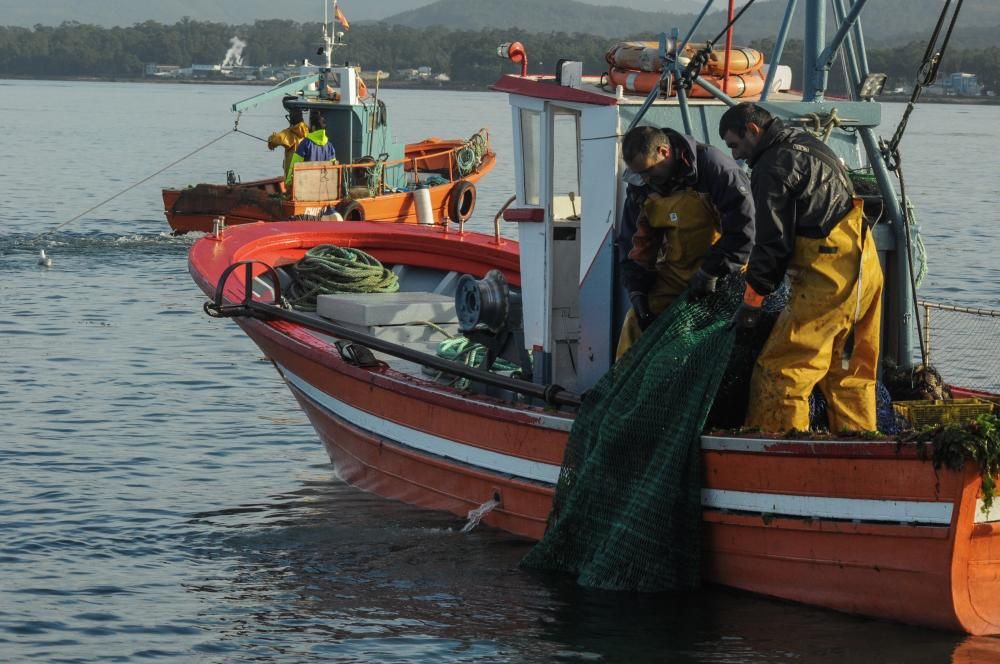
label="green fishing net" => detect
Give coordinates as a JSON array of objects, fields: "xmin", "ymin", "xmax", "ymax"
[{"xmin": 522, "ymin": 276, "xmax": 778, "ymax": 591}]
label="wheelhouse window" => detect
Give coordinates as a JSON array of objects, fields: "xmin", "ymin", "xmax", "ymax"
[
  {"xmin": 520, "ymin": 109, "xmax": 542, "ymax": 206},
  {"xmin": 551, "ymin": 111, "xmax": 581, "ymax": 220}
]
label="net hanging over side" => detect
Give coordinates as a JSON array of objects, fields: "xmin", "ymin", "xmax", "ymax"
[{"xmin": 521, "ymin": 277, "xmax": 745, "ymax": 591}]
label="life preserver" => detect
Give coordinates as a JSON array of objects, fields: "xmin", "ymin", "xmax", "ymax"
[
  {"xmin": 336, "ymin": 199, "xmax": 365, "ymax": 221},
  {"xmin": 605, "ymin": 41, "xmax": 763, "ymax": 76},
  {"xmin": 358, "ymin": 77, "xmax": 368, "ymax": 99},
  {"xmin": 447, "ymin": 180, "xmax": 476, "ymax": 223},
  {"xmin": 607, "ymin": 66, "xmax": 766, "ymax": 98}
]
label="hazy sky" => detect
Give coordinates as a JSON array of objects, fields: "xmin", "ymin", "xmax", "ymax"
[{"xmin": 0, "ymin": 0, "xmax": 718, "ymax": 27}]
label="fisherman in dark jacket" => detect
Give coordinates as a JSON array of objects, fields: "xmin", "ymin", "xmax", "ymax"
[
  {"xmin": 614, "ymin": 125, "xmax": 755, "ymax": 358},
  {"xmin": 719, "ymin": 102, "xmax": 884, "ymax": 432}
]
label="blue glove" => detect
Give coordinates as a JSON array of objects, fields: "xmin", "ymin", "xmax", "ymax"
[{"xmin": 688, "ymin": 269, "xmax": 718, "ymax": 300}]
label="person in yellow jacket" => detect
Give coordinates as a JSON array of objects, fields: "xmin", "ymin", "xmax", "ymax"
[
  {"xmin": 615, "ymin": 125, "xmax": 755, "ymax": 358},
  {"xmin": 719, "ymin": 102, "xmax": 884, "ymax": 433},
  {"xmin": 266, "ymin": 106, "xmax": 309, "ymax": 175}
]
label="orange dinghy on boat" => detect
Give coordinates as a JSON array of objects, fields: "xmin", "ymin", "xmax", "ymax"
[
  {"xmin": 608, "ymin": 66, "xmax": 767, "ymax": 97},
  {"xmin": 605, "ymin": 40, "xmax": 773, "ymax": 97}
]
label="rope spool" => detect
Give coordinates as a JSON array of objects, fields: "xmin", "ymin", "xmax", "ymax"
[{"xmin": 286, "ymin": 244, "xmax": 398, "ymax": 311}]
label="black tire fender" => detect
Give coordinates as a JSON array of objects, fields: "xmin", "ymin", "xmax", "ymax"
[
  {"xmin": 336, "ymin": 199, "xmax": 365, "ymax": 221},
  {"xmin": 447, "ymin": 180, "xmax": 476, "ymax": 223}
]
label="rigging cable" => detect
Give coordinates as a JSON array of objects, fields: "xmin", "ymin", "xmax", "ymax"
[
  {"xmin": 877, "ymin": 0, "xmax": 965, "ymax": 368},
  {"xmin": 629, "ymin": 0, "xmax": 760, "ymax": 131},
  {"xmin": 882, "ymin": 0, "xmax": 964, "ymax": 164},
  {"xmin": 680, "ymin": 0, "xmax": 760, "ymax": 91}
]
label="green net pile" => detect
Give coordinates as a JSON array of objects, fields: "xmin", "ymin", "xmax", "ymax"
[{"xmin": 522, "ymin": 276, "xmax": 780, "ymax": 591}]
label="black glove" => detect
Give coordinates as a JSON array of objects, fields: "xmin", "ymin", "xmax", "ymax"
[
  {"xmin": 629, "ymin": 291, "xmax": 656, "ymax": 331},
  {"xmin": 688, "ymin": 269, "xmax": 718, "ymax": 300},
  {"xmin": 731, "ymin": 302, "xmax": 763, "ymax": 329}
]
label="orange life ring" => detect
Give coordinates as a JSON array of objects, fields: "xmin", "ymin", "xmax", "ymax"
[
  {"xmin": 357, "ymin": 77, "xmax": 368, "ymax": 99},
  {"xmin": 605, "ymin": 41, "xmax": 763, "ymax": 76},
  {"xmin": 607, "ymin": 67, "xmax": 766, "ymax": 99}
]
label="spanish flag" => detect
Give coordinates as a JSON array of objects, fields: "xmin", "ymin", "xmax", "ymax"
[{"xmin": 335, "ymin": 2, "xmax": 350, "ymax": 30}]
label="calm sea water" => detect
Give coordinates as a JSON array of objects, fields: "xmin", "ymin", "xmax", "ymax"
[{"xmin": 2, "ymin": 79, "xmax": 1000, "ymax": 662}]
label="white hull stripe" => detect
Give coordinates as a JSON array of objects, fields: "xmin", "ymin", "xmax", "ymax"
[
  {"xmin": 701, "ymin": 435, "xmax": 902, "ymax": 452},
  {"xmin": 279, "ymin": 367, "xmax": 955, "ymax": 525},
  {"xmin": 703, "ymin": 489, "xmax": 954, "ymax": 525},
  {"xmin": 280, "ymin": 365, "xmax": 563, "ymax": 484}
]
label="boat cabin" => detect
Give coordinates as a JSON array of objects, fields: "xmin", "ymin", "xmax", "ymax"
[{"xmin": 491, "ymin": 39, "xmax": 916, "ymax": 395}]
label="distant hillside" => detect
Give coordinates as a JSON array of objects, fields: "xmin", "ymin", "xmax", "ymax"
[
  {"xmin": 384, "ymin": 0, "xmax": 694, "ymax": 38},
  {"xmin": 0, "ymin": 0, "xmax": 429, "ymax": 27},
  {"xmin": 0, "ymin": 0, "xmax": 702, "ymax": 28},
  {"xmin": 383, "ymin": 0, "xmax": 1000, "ymax": 46}
]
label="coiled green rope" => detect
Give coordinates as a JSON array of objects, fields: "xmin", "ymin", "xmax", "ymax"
[
  {"xmin": 287, "ymin": 244, "xmax": 399, "ymax": 311},
  {"xmin": 456, "ymin": 129, "xmax": 490, "ymax": 176},
  {"xmin": 434, "ymin": 337, "xmax": 520, "ymax": 388}
]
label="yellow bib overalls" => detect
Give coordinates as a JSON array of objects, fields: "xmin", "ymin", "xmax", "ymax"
[
  {"xmin": 616, "ymin": 190, "xmax": 721, "ymax": 359},
  {"xmin": 746, "ymin": 199, "xmax": 884, "ymax": 432}
]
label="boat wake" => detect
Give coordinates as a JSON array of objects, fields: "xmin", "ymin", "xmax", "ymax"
[{"xmin": 0, "ymin": 230, "xmax": 196, "ymax": 265}]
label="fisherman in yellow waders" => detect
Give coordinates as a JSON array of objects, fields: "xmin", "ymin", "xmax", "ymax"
[
  {"xmin": 267, "ymin": 102, "xmax": 309, "ymax": 176},
  {"xmin": 719, "ymin": 103, "xmax": 884, "ymax": 432},
  {"xmin": 615, "ymin": 126, "xmax": 756, "ymax": 358}
]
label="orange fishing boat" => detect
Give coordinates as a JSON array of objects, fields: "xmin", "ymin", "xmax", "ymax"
[
  {"xmin": 163, "ymin": 133, "xmax": 493, "ymax": 233},
  {"xmin": 188, "ymin": 0, "xmax": 1000, "ymax": 635},
  {"xmin": 161, "ymin": 6, "xmax": 494, "ymax": 234}
]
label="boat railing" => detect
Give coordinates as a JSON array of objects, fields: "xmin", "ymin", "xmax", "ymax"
[
  {"xmin": 918, "ymin": 300, "xmax": 1000, "ymax": 393},
  {"xmin": 293, "ymin": 130, "xmax": 492, "ymax": 200}
]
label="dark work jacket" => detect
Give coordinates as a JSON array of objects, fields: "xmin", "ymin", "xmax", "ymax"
[
  {"xmin": 615, "ymin": 128, "xmax": 756, "ymax": 293},
  {"xmin": 745, "ymin": 118, "xmax": 855, "ymax": 295}
]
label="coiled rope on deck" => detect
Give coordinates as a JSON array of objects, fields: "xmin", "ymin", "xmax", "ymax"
[
  {"xmin": 286, "ymin": 244, "xmax": 399, "ymax": 311},
  {"xmin": 456, "ymin": 129, "xmax": 490, "ymax": 176}
]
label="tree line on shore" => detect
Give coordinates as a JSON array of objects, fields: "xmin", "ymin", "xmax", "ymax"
[{"xmin": 0, "ymin": 19, "xmax": 996, "ymax": 92}]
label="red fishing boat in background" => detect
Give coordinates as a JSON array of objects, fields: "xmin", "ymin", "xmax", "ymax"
[{"xmin": 188, "ymin": 0, "xmax": 1000, "ymax": 635}]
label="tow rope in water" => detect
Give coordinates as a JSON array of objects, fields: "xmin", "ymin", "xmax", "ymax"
[{"xmin": 34, "ymin": 129, "xmax": 236, "ymax": 239}]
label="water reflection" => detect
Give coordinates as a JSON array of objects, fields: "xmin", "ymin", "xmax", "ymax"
[{"xmin": 186, "ymin": 474, "xmax": 972, "ymax": 662}]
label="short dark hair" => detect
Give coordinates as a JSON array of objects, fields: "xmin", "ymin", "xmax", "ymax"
[
  {"xmin": 622, "ymin": 125, "xmax": 668, "ymax": 163},
  {"xmin": 718, "ymin": 103, "xmax": 773, "ymax": 139},
  {"xmin": 288, "ymin": 108, "xmax": 304, "ymax": 125},
  {"xmin": 309, "ymin": 110, "xmax": 326, "ymax": 131}
]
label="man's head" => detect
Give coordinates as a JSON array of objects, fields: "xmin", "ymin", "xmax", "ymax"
[
  {"xmin": 718, "ymin": 102, "xmax": 772, "ymax": 161},
  {"xmin": 287, "ymin": 108, "xmax": 304, "ymax": 126},
  {"xmin": 622, "ymin": 126, "xmax": 676, "ymax": 192},
  {"xmin": 309, "ymin": 110, "xmax": 326, "ymax": 131}
]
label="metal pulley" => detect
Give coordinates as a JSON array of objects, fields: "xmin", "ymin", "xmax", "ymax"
[{"xmin": 455, "ymin": 269, "xmax": 521, "ymax": 334}]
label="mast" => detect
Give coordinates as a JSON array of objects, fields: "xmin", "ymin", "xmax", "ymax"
[{"xmin": 318, "ymin": 1, "xmax": 348, "ymax": 99}]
